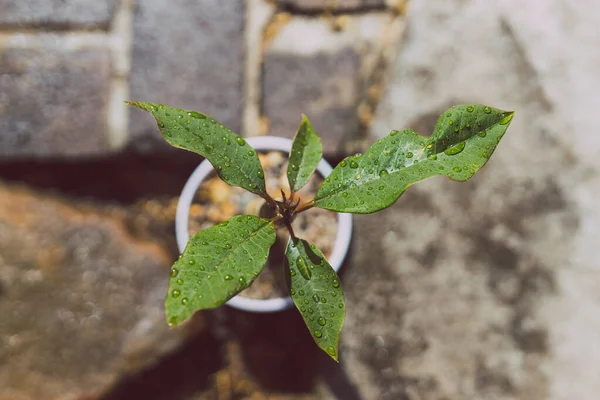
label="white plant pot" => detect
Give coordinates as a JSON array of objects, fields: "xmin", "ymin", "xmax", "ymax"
[{"xmin": 175, "ymin": 136, "xmax": 353, "ymax": 313}]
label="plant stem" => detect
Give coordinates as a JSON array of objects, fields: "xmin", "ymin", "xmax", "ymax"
[
  {"xmin": 284, "ymin": 219, "xmax": 297, "ymax": 240},
  {"xmin": 270, "ymin": 215, "xmax": 283, "ymax": 223},
  {"xmin": 295, "ymin": 200, "xmax": 315, "ymax": 214},
  {"xmin": 260, "ymin": 192, "xmax": 279, "ymax": 212}
]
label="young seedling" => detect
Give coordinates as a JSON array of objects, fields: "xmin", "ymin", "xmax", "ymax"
[{"xmin": 127, "ymin": 101, "xmax": 514, "ymax": 361}]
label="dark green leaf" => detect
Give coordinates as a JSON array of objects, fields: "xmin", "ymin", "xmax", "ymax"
[
  {"xmin": 127, "ymin": 101, "xmax": 266, "ymax": 195},
  {"xmin": 166, "ymin": 215, "xmax": 276, "ymax": 326},
  {"xmin": 286, "ymin": 238, "xmax": 345, "ymax": 361},
  {"xmin": 287, "ymin": 115, "xmax": 322, "ymax": 192},
  {"xmin": 314, "ymin": 104, "xmax": 514, "ymax": 213}
]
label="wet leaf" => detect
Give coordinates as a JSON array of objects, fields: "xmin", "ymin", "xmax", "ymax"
[
  {"xmin": 127, "ymin": 101, "xmax": 266, "ymax": 195},
  {"xmin": 166, "ymin": 215, "xmax": 276, "ymax": 326},
  {"xmin": 286, "ymin": 238, "xmax": 345, "ymax": 361},
  {"xmin": 287, "ymin": 115, "xmax": 322, "ymax": 192},
  {"xmin": 314, "ymin": 104, "xmax": 514, "ymax": 213}
]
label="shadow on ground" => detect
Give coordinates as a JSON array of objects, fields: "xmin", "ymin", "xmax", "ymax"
[
  {"xmin": 101, "ymin": 314, "xmax": 223, "ymax": 400},
  {"xmin": 0, "ymin": 149, "xmax": 199, "ymax": 204},
  {"xmin": 0, "ymin": 151, "xmax": 362, "ymax": 399}
]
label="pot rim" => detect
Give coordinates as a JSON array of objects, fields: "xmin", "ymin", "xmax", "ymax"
[{"xmin": 175, "ymin": 136, "xmax": 353, "ymax": 313}]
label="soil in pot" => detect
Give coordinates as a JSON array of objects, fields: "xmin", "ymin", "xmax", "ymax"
[{"xmin": 187, "ymin": 151, "xmax": 338, "ymax": 299}]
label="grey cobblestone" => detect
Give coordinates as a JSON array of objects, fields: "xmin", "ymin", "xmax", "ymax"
[
  {"xmin": 263, "ymin": 49, "xmax": 361, "ymax": 153},
  {"xmin": 0, "ymin": 0, "xmax": 116, "ymax": 28},
  {"xmin": 129, "ymin": 0, "xmax": 246, "ymax": 151},
  {"xmin": 262, "ymin": 14, "xmax": 390, "ymax": 154},
  {"xmin": 0, "ymin": 46, "xmax": 112, "ymax": 158}
]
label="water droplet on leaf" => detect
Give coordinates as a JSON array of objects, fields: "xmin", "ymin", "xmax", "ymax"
[
  {"xmin": 297, "ymin": 257, "xmax": 311, "ymax": 280},
  {"xmin": 444, "ymin": 142, "xmax": 465, "ymax": 155},
  {"xmin": 188, "ymin": 111, "xmax": 205, "ymax": 119},
  {"xmin": 499, "ymin": 112, "xmax": 513, "ymax": 125}
]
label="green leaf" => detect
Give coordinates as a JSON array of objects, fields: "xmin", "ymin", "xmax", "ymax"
[
  {"xmin": 314, "ymin": 104, "xmax": 514, "ymax": 213},
  {"xmin": 165, "ymin": 215, "xmax": 276, "ymax": 326},
  {"xmin": 127, "ymin": 101, "xmax": 266, "ymax": 195},
  {"xmin": 287, "ymin": 115, "xmax": 323, "ymax": 192},
  {"xmin": 286, "ymin": 238, "xmax": 345, "ymax": 361}
]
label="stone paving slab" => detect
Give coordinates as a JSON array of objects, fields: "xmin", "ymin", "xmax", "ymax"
[
  {"xmin": 262, "ymin": 13, "xmax": 390, "ymax": 154},
  {"xmin": 0, "ymin": 182, "xmax": 199, "ymax": 400},
  {"xmin": 129, "ymin": 0, "xmax": 245, "ymax": 151},
  {"xmin": 328, "ymin": 0, "xmax": 600, "ymax": 399},
  {"xmin": 0, "ymin": 45, "xmax": 112, "ymax": 158},
  {"xmin": 0, "ymin": 0, "xmax": 116, "ymax": 28}
]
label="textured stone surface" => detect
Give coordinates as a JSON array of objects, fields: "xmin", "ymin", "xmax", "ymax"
[
  {"xmin": 1, "ymin": 0, "xmax": 599, "ymax": 397},
  {"xmin": 0, "ymin": 182, "xmax": 194, "ymax": 400},
  {"xmin": 0, "ymin": 0, "xmax": 116, "ymax": 28},
  {"xmin": 0, "ymin": 45, "xmax": 111, "ymax": 158},
  {"xmin": 325, "ymin": 0, "xmax": 600, "ymax": 399},
  {"xmin": 129, "ymin": 0, "xmax": 245, "ymax": 151},
  {"xmin": 279, "ymin": 0, "xmax": 385, "ymax": 12},
  {"xmin": 263, "ymin": 14, "xmax": 390, "ymax": 154}
]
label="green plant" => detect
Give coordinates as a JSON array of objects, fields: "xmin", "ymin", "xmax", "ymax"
[{"xmin": 127, "ymin": 101, "xmax": 514, "ymax": 361}]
